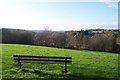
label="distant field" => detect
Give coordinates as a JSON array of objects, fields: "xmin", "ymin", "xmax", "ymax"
[{"xmin": 1, "ymin": 44, "xmax": 119, "ymax": 79}]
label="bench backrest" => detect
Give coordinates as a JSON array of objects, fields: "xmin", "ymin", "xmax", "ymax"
[{"xmin": 13, "ymin": 55, "xmax": 72, "ymax": 64}]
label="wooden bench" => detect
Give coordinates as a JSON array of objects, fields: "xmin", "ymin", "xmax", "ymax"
[{"xmin": 13, "ymin": 55, "xmax": 72, "ymax": 73}]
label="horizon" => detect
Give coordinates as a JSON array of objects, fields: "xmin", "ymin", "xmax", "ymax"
[
  {"xmin": 0, "ymin": 0, "xmax": 119, "ymax": 31},
  {"xmin": 1, "ymin": 28, "xmax": 120, "ymax": 32}
]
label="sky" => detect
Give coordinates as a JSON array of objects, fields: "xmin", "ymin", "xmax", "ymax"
[{"xmin": 0, "ymin": 0, "xmax": 119, "ymax": 31}]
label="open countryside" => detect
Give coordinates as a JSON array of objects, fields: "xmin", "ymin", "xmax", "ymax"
[{"xmin": 0, "ymin": 1, "xmax": 120, "ymax": 79}]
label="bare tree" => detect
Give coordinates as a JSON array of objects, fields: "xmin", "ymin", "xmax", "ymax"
[{"xmin": 89, "ymin": 32, "xmax": 113, "ymax": 51}]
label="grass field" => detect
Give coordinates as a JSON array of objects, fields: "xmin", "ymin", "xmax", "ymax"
[{"xmin": 1, "ymin": 44, "xmax": 119, "ymax": 79}]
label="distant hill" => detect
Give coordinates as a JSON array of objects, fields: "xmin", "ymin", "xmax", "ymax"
[
  {"xmin": 1, "ymin": 28, "xmax": 120, "ymax": 53},
  {"xmin": 2, "ymin": 28, "xmax": 35, "ymax": 45}
]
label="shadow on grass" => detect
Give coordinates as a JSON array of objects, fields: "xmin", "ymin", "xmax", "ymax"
[{"xmin": 5, "ymin": 68, "xmax": 117, "ymax": 80}]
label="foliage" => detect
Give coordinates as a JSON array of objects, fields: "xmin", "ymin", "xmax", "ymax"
[{"xmin": 2, "ymin": 28, "xmax": 120, "ymax": 52}]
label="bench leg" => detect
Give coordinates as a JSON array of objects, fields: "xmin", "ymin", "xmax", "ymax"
[
  {"xmin": 19, "ymin": 62, "xmax": 22, "ymax": 68},
  {"xmin": 18, "ymin": 57, "xmax": 22, "ymax": 68},
  {"xmin": 65, "ymin": 59, "xmax": 67, "ymax": 73}
]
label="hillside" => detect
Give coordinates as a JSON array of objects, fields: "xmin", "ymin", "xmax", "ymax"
[
  {"xmin": 1, "ymin": 28, "xmax": 120, "ymax": 52},
  {"xmin": 2, "ymin": 44, "xmax": 119, "ymax": 79}
]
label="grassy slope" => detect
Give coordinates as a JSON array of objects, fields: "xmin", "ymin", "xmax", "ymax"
[{"xmin": 1, "ymin": 44, "xmax": 119, "ymax": 79}]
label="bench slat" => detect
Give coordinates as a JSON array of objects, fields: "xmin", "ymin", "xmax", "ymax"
[
  {"xmin": 14, "ymin": 57, "xmax": 71, "ymax": 60},
  {"xmin": 13, "ymin": 55, "xmax": 72, "ymax": 59},
  {"xmin": 14, "ymin": 61, "xmax": 71, "ymax": 64},
  {"xmin": 14, "ymin": 58, "xmax": 72, "ymax": 63}
]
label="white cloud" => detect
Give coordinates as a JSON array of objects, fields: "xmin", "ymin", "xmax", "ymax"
[
  {"xmin": 99, "ymin": 0, "xmax": 119, "ymax": 2},
  {"xmin": 99, "ymin": 0, "xmax": 118, "ymax": 9},
  {"xmin": 107, "ymin": 2, "xmax": 118, "ymax": 9}
]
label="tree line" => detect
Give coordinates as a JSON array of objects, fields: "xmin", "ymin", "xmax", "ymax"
[{"xmin": 1, "ymin": 28, "xmax": 120, "ymax": 53}]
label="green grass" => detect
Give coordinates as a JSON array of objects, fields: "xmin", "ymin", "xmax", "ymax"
[{"xmin": 1, "ymin": 44, "xmax": 119, "ymax": 79}]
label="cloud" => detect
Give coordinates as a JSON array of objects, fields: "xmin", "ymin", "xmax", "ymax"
[
  {"xmin": 99, "ymin": 0, "xmax": 118, "ymax": 9},
  {"xmin": 99, "ymin": 0, "xmax": 119, "ymax": 2},
  {"xmin": 106, "ymin": 2, "xmax": 118, "ymax": 9}
]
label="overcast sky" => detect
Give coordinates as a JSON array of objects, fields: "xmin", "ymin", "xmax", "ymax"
[{"xmin": 0, "ymin": 0, "xmax": 119, "ymax": 31}]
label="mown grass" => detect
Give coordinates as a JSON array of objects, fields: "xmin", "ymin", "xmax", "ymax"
[{"xmin": 1, "ymin": 44, "xmax": 119, "ymax": 80}]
